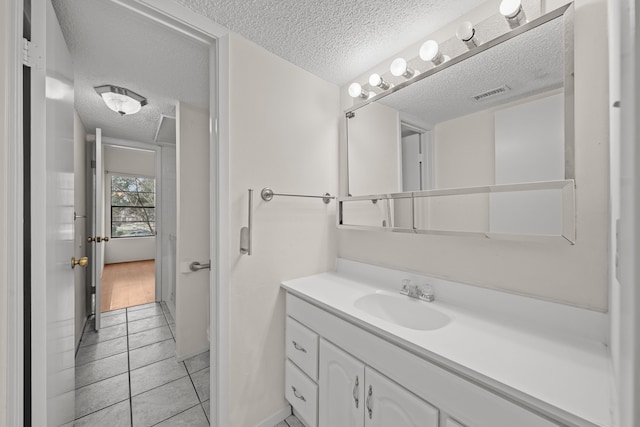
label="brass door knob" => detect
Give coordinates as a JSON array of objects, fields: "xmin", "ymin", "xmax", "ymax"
[
  {"xmin": 103, "ymin": 237, "xmax": 110, "ymax": 242},
  {"xmin": 87, "ymin": 237, "xmax": 95, "ymax": 243},
  {"xmin": 71, "ymin": 256, "xmax": 89, "ymax": 269}
]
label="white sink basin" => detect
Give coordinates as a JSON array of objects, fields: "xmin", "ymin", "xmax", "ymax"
[{"xmin": 354, "ymin": 292, "xmax": 451, "ymax": 331}]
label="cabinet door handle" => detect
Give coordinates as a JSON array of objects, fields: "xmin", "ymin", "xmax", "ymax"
[
  {"xmin": 291, "ymin": 386, "xmax": 306, "ymax": 402},
  {"xmin": 366, "ymin": 385, "xmax": 373, "ymax": 419},
  {"xmin": 292, "ymin": 340, "xmax": 307, "ymax": 353},
  {"xmin": 352, "ymin": 376, "xmax": 359, "ymax": 408}
]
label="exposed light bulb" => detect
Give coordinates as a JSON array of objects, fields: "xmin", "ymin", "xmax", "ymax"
[
  {"xmin": 456, "ymin": 21, "xmax": 479, "ymax": 49},
  {"xmin": 500, "ymin": 0, "xmax": 527, "ymax": 28},
  {"xmin": 390, "ymin": 58, "xmax": 416, "ymax": 79},
  {"xmin": 419, "ymin": 40, "xmax": 446, "ymax": 66},
  {"xmin": 368, "ymin": 73, "xmax": 391, "ymax": 90},
  {"xmin": 348, "ymin": 82, "xmax": 368, "ymax": 99}
]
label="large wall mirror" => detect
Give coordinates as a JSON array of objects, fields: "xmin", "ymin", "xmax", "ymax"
[{"xmin": 342, "ymin": 3, "xmax": 575, "ymax": 241}]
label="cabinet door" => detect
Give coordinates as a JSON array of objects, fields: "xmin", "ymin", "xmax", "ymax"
[
  {"xmin": 319, "ymin": 339, "xmax": 365, "ymax": 427},
  {"xmin": 365, "ymin": 367, "xmax": 439, "ymax": 427}
]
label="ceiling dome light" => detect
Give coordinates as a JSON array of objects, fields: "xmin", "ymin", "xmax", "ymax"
[
  {"xmin": 419, "ymin": 40, "xmax": 447, "ymax": 66},
  {"xmin": 500, "ymin": 0, "xmax": 527, "ymax": 28},
  {"xmin": 368, "ymin": 73, "xmax": 391, "ymax": 90},
  {"xmin": 456, "ymin": 21, "xmax": 479, "ymax": 49},
  {"xmin": 390, "ymin": 58, "xmax": 416, "ymax": 79},
  {"xmin": 95, "ymin": 85, "xmax": 148, "ymax": 116}
]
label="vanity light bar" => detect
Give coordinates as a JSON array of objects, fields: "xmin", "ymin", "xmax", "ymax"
[
  {"xmin": 500, "ymin": 0, "xmax": 527, "ymax": 29},
  {"xmin": 347, "ymin": 0, "xmax": 529, "ymax": 99}
]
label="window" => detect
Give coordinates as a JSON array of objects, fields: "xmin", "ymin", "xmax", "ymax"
[{"xmin": 111, "ymin": 175, "xmax": 156, "ymax": 238}]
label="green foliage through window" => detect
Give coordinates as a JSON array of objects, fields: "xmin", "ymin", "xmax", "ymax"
[{"xmin": 111, "ymin": 175, "xmax": 156, "ymax": 238}]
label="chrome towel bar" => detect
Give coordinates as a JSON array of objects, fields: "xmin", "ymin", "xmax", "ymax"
[{"xmin": 260, "ymin": 187, "xmax": 334, "ymax": 204}]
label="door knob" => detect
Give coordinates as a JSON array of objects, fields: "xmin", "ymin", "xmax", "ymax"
[
  {"xmin": 103, "ymin": 236, "xmax": 110, "ymax": 242},
  {"xmin": 71, "ymin": 256, "xmax": 89, "ymax": 269},
  {"xmin": 87, "ymin": 236, "xmax": 95, "ymax": 243}
]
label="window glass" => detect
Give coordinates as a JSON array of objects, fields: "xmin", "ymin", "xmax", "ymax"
[{"xmin": 111, "ymin": 175, "xmax": 156, "ymax": 238}]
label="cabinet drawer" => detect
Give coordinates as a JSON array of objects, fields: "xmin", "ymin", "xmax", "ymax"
[
  {"xmin": 286, "ymin": 316, "xmax": 319, "ymax": 381},
  {"xmin": 286, "ymin": 360, "xmax": 318, "ymax": 427}
]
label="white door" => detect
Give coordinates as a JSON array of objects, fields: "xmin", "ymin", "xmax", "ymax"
[
  {"xmin": 319, "ymin": 339, "xmax": 365, "ymax": 427},
  {"xmin": 90, "ymin": 128, "xmax": 106, "ymax": 328},
  {"xmin": 30, "ymin": 0, "xmax": 76, "ymax": 424},
  {"xmin": 364, "ymin": 367, "xmax": 439, "ymax": 427},
  {"xmin": 175, "ymin": 101, "xmax": 211, "ymax": 358}
]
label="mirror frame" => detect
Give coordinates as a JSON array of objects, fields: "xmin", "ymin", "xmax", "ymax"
[{"xmin": 344, "ymin": 2, "xmax": 575, "ymax": 197}]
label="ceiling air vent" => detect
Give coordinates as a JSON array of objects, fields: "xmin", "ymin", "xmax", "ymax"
[{"xmin": 472, "ymin": 85, "xmax": 511, "ymax": 102}]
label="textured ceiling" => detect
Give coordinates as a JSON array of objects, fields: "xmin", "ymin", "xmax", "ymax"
[
  {"xmin": 174, "ymin": 0, "xmax": 487, "ymax": 85},
  {"xmin": 52, "ymin": 0, "xmax": 209, "ymax": 144}
]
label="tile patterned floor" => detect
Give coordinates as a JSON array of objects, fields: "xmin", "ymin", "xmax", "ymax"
[
  {"xmin": 75, "ymin": 301, "xmax": 303, "ymax": 427},
  {"xmin": 74, "ymin": 302, "xmax": 210, "ymax": 426},
  {"xmin": 275, "ymin": 415, "xmax": 304, "ymax": 427}
]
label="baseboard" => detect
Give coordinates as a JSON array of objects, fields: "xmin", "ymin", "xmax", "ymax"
[
  {"xmin": 175, "ymin": 346, "xmax": 209, "ymax": 363},
  {"xmin": 254, "ymin": 405, "xmax": 292, "ymax": 427}
]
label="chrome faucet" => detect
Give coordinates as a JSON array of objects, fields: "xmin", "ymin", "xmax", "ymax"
[{"xmin": 400, "ymin": 280, "xmax": 435, "ymax": 302}]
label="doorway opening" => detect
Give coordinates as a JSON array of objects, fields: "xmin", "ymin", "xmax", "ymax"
[{"xmin": 100, "ymin": 153, "xmax": 158, "ymax": 313}]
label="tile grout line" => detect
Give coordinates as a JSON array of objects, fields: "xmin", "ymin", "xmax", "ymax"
[
  {"xmin": 127, "ymin": 307, "xmax": 134, "ymax": 426},
  {"xmin": 149, "ymin": 402, "xmax": 203, "ymax": 427}
]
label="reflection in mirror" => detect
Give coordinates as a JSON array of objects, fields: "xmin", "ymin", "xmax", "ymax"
[
  {"xmin": 346, "ymin": 8, "xmax": 571, "ymax": 198},
  {"xmin": 339, "ymin": 180, "xmax": 575, "ymax": 242}
]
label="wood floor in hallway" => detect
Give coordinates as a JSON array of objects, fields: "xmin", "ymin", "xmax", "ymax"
[{"xmin": 101, "ymin": 260, "xmax": 155, "ymax": 312}]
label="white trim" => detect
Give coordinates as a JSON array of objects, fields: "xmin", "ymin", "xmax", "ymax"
[
  {"xmin": 254, "ymin": 405, "xmax": 292, "ymax": 427},
  {"xmin": 29, "ymin": 0, "xmax": 49, "ymax": 422},
  {"xmin": 107, "ymin": 2, "xmax": 231, "ymax": 426},
  {"xmin": 100, "ymin": 136, "xmax": 163, "ymax": 299},
  {"xmin": 214, "ymin": 34, "xmax": 231, "ymax": 427},
  {"xmin": 5, "ymin": 0, "xmax": 24, "ymax": 425}
]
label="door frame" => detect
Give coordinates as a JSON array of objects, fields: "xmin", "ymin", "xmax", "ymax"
[{"xmin": 3, "ymin": 0, "xmax": 232, "ymax": 425}]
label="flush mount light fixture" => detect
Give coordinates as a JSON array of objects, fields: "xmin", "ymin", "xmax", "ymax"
[
  {"xmin": 500, "ymin": 0, "xmax": 527, "ymax": 29},
  {"xmin": 94, "ymin": 84, "xmax": 148, "ymax": 116},
  {"xmin": 456, "ymin": 21, "xmax": 479, "ymax": 49}
]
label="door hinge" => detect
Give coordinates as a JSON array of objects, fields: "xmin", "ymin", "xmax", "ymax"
[
  {"xmin": 346, "ymin": 111, "xmax": 355, "ymax": 119},
  {"xmin": 22, "ymin": 38, "xmax": 43, "ymax": 68}
]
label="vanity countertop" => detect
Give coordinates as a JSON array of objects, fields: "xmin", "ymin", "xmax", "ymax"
[{"xmin": 282, "ymin": 270, "xmax": 611, "ymax": 427}]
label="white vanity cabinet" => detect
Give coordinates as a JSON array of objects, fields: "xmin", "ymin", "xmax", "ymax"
[
  {"xmin": 285, "ymin": 292, "xmax": 567, "ymax": 427},
  {"xmin": 319, "ymin": 338, "xmax": 439, "ymax": 427}
]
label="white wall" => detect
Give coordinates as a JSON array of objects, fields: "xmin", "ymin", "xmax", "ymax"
[
  {"xmin": 73, "ymin": 112, "xmax": 87, "ymax": 349},
  {"xmin": 0, "ymin": 0, "xmax": 9, "ymax": 422},
  {"xmin": 347, "ymin": 102, "xmax": 400, "ymax": 196},
  {"xmin": 227, "ymin": 33, "xmax": 339, "ymax": 427},
  {"xmin": 339, "ymin": 0, "xmax": 610, "ymax": 311},
  {"xmin": 103, "ymin": 145, "xmax": 156, "ymax": 263}
]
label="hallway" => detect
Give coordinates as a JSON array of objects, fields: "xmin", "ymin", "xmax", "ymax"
[{"xmin": 74, "ymin": 302, "xmax": 210, "ymax": 426}]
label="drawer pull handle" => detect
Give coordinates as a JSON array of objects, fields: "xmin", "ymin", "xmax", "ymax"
[
  {"xmin": 291, "ymin": 386, "xmax": 306, "ymax": 402},
  {"xmin": 292, "ymin": 340, "xmax": 307, "ymax": 353},
  {"xmin": 367, "ymin": 385, "xmax": 373, "ymax": 419},
  {"xmin": 353, "ymin": 376, "xmax": 359, "ymax": 408}
]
